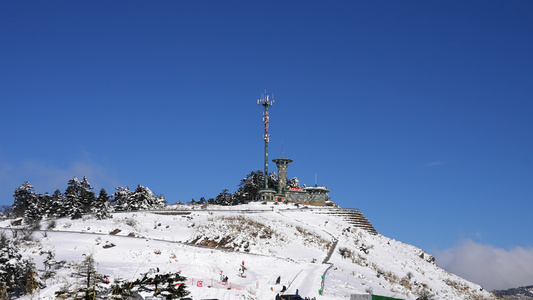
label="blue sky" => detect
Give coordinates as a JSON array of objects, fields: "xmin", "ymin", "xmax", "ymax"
[{"xmin": 1, "ymin": 1, "xmax": 532, "ymax": 289}]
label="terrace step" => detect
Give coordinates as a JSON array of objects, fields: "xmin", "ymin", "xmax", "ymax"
[{"xmin": 319, "ymin": 209, "xmax": 378, "ymax": 235}]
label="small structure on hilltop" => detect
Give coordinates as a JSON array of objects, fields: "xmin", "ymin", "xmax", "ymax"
[
  {"xmin": 257, "ymin": 91, "xmax": 332, "ymax": 206},
  {"xmin": 272, "ymin": 158, "xmax": 331, "ymax": 206}
]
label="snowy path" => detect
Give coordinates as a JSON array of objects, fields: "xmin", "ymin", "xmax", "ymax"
[
  {"xmin": 275, "ymin": 210, "xmax": 340, "ymax": 297},
  {"xmin": 283, "ymin": 263, "xmax": 326, "ymax": 297}
]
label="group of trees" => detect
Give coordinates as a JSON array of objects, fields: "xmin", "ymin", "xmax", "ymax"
[
  {"xmin": 53, "ymin": 254, "xmax": 189, "ymax": 299},
  {"xmin": 9, "ymin": 176, "xmax": 166, "ymax": 222},
  {"xmin": 190, "ymin": 170, "xmax": 301, "ymax": 206},
  {"xmin": 5, "ymin": 170, "xmax": 302, "ymax": 222},
  {"xmin": 0, "ymin": 170, "xmax": 301, "ymax": 298}
]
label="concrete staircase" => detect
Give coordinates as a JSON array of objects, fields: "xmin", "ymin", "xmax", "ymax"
[{"xmin": 321, "ymin": 209, "xmax": 378, "ymax": 235}]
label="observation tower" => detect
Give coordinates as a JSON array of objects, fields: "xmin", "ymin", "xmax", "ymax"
[{"xmin": 273, "ymin": 158, "xmax": 292, "ymax": 195}]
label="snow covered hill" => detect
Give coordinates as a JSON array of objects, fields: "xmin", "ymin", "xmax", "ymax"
[{"xmin": 0, "ymin": 203, "xmax": 498, "ymax": 300}]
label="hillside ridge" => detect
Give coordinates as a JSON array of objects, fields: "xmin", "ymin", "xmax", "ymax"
[
  {"xmin": 1, "ymin": 203, "xmax": 499, "ymax": 300},
  {"xmin": 494, "ymin": 285, "xmax": 533, "ymax": 299}
]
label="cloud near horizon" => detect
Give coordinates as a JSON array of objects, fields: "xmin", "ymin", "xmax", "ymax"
[
  {"xmin": 434, "ymin": 239, "xmax": 533, "ymax": 291},
  {"xmin": 0, "ymin": 158, "xmax": 120, "ymax": 201}
]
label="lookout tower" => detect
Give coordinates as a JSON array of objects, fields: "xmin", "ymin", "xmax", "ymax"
[{"xmin": 273, "ymin": 158, "xmax": 292, "ymax": 195}]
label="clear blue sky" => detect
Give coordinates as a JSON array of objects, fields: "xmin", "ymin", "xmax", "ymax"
[{"xmin": 1, "ymin": 1, "xmax": 532, "ymax": 288}]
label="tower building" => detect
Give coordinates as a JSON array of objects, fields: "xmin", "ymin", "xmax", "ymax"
[
  {"xmin": 272, "ymin": 158, "xmax": 292, "ymax": 195},
  {"xmin": 256, "ymin": 91, "xmax": 332, "ymax": 206}
]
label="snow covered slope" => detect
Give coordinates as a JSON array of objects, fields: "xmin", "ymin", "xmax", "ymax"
[{"xmin": 1, "ymin": 203, "xmax": 498, "ymax": 299}]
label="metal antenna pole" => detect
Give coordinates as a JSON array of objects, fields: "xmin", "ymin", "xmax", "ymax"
[{"xmin": 258, "ymin": 90, "xmax": 274, "ymax": 189}]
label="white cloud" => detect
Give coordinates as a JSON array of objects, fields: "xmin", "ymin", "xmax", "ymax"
[
  {"xmin": 423, "ymin": 161, "xmax": 445, "ymax": 168},
  {"xmin": 434, "ymin": 239, "xmax": 533, "ymax": 291},
  {"xmin": 21, "ymin": 160, "xmax": 120, "ymax": 191},
  {"xmin": 0, "ymin": 158, "xmax": 120, "ymax": 201}
]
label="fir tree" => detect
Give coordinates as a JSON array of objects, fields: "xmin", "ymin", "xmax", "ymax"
[
  {"xmin": 154, "ymin": 193, "xmax": 167, "ymax": 208},
  {"xmin": 131, "ymin": 185, "xmax": 154, "ymax": 210},
  {"xmin": 94, "ymin": 188, "xmax": 112, "ymax": 220},
  {"xmin": 215, "ymin": 189, "xmax": 233, "ymax": 206},
  {"xmin": 40, "ymin": 192, "xmax": 53, "ymax": 219},
  {"xmin": 0, "ymin": 235, "xmax": 40, "ymax": 297},
  {"xmin": 49, "ymin": 189, "xmax": 66, "ymax": 218},
  {"xmin": 54, "ymin": 253, "xmax": 108, "ymax": 299},
  {"xmin": 79, "ymin": 176, "xmax": 95, "ymax": 214},
  {"xmin": 233, "ymin": 170, "xmax": 264, "ymax": 202},
  {"xmin": 40, "ymin": 249, "xmax": 62, "ymax": 280},
  {"xmin": 130, "ymin": 185, "xmax": 166, "ymax": 210},
  {"xmin": 268, "ymin": 172, "xmax": 279, "ymax": 192},
  {"xmin": 64, "ymin": 177, "xmax": 84, "ymax": 219},
  {"xmin": 113, "ymin": 187, "xmax": 132, "ymax": 211},
  {"xmin": 132, "ymin": 270, "xmax": 189, "ymax": 299},
  {"xmin": 12, "ymin": 182, "xmax": 37, "ymax": 218},
  {"xmin": 287, "ymin": 177, "xmax": 301, "ymax": 189},
  {"xmin": 23, "ymin": 193, "xmax": 44, "ymax": 224}
]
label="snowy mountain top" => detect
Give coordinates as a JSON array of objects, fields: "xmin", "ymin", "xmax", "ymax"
[{"xmin": 1, "ymin": 202, "xmax": 499, "ymax": 300}]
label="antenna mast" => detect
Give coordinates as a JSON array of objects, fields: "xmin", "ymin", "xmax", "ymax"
[{"xmin": 258, "ymin": 90, "xmax": 274, "ymax": 189}]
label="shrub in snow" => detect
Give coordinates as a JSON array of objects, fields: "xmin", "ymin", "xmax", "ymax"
[
  {"xmin": 40, "ymin": 249, "xmax": 65, "ymax": 280},
  {"xmin": 359, "ymin": 243, "xmax": 370, "ymax": 254},
  {"xmin": 400, "ymin": 277, "xmax": 412, "ymax": 290},
  {"xmin": 365, "ymin": 287, "xmax": 373, "ymax": 294},
  {"xmin": 338, "ymin": 247, "xmax": 352, "ymax": 259},
  {"xmin": 417, "ymin": 289, "xmax": 435, "ymax": 300},
  {"xmin": 47, "ymin": 219, "xmax": 56, "ymax": 230},
  {"xmin": 406, "ymin": 271, "xmax": 414, "ymax": 280},
  {"xmin": 11, "ymin": 223, "xmax": 40, "ymax": 242},
  {"xmin": 125, "ymin": 217, "xmax": 138, "ymax": 228},
  {"xmin": 295, "ymin": 225, "xmax": 331, "ymax": 250}
]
